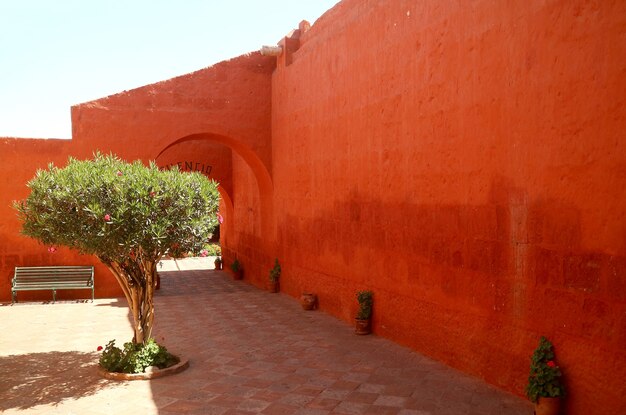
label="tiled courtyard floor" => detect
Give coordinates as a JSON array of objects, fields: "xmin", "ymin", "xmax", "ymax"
[{"xmin": 0, "ymin": 259, "xmax": 533, "ymax": 414}]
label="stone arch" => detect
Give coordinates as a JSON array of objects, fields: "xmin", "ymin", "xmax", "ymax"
[{"xmin": 154, "ymin": 132, "xmax": 275, "ymax": 246}]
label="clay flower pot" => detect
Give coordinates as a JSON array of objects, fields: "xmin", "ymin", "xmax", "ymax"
[
  {"xmin": 300, "ymin": 293, "xmax": 317, "ymax": 310},
  {"xmin": 233, "ymin": 269, "xmax": 243, "ymax": 280},
  {"xmin": 269, "ymin": 280, "xmax": 279, "ymax": 293},
  {"xmin": 355, "ymin": 318, "xmax": 371, "ymax": 335},
  {"xmin": 214, "ymin": 260, "xmax": 222, "ymax": 270},
  {"xmin": 535, "ymin": 397, "xmax": 561, "ymax": 415}
]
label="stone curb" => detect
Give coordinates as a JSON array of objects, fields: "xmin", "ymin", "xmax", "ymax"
[{"xmin": 97, "ymin": 358, "xmax": 189, "ymax": 380}]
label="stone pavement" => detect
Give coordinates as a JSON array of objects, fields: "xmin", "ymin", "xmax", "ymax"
[{"xmin": 0, "ymin": 259, "xmax": 533, "ymax": 414}]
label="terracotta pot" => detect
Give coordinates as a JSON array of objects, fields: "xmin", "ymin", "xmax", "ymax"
[
  {"xmin": 214, "ymin": 261, "xmax": 222, "ymax": 270},
  {"xmin": 269, "ymin": 280, "xmax": 279, "ymax": 293},
  {"xmin": 232, "ymin": 270, "xmax": 243, "ymax": 280},
  {"xmin": 355, "ymin": 318, "xmax": 371, "ymax": 335},
  {"xmin": 535, "ymin": 397, "xmax": 561, "ymax": 415},
  {"xmin": 300, "ymin": 293, "xmax": 317, "ymax": 310}
]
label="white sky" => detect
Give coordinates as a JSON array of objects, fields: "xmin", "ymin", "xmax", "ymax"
[{"xmin": 0, "ymin": 0, "xmax": 338, "ymax": 138}]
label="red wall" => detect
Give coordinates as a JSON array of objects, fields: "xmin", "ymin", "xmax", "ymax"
[
  {"xmin": 0, "ymin": 52, "xmax": 275, "ymax": 303},
  {"xmin": 0, "ymin": 139, "xmax": 114, "ymax": 301},
  {"xmin": 266, "ymin": 0, "xmax": 626, "ymax": 414}
]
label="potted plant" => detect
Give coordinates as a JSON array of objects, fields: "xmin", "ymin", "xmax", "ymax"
[
  {"xmin": 268, "ymin": 258, "xmax": 281, "ymax": 293},
  {"xmin": 526, "ymin": 336, "xmax": 565, "ymax": 415},
  {"xmin": 230, "ymin": 259, "xmax": 243, "ymax": 280},
  {"xmin": 214, "ymin": 256, "xmax": 223, "ymax": 270},
  {"xmin": 355, "ymin": 290, "xmax": 373, "ymax": 335},
  {"xmin": 300, "ymin": 293, "xmax": 317, "ymax": 310}
]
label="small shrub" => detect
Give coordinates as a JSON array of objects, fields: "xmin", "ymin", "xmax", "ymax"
[
  {"xmin": 356, "ymin": 290, "xmax": 373, "ymax": 320},
  {"xmin": 526, "ymin": 336, "xmax": 565, "ymax": 403},
  {"xmin": 99, "ymin": 338, "xmax": 179, "ymax": 374},
  {"xmin": 203, "ymin": 243, "xmax": 221, "ymax": 256},
  {"xmin": 231, "ymin": 259, "xmax": 242, "ymax": 273},
  {"xmin": 269, "ymin": 258, "xmax": 281, "ymax": 282}
]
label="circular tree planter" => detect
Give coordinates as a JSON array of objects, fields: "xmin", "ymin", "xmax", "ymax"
[{"xmin": 98, "ymin": 358, "xmax": 189, "ymax": 380}]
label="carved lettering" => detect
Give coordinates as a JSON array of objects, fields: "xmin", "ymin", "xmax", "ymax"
[{"xmin": 160, "ymin": 161, "xmax": 213, "ymax": 176}]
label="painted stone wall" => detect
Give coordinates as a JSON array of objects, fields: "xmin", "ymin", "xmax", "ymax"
[
  {"xmin": 0, "ymin": 52, "xmax": 275, "ymax": 303},
  {"xmin": 267, "ymin": 0, "xmax": 626, "ymax": 414},
  {"xmin": 0, "ymin": 139, "xmax": 115, "ymax": 301}
]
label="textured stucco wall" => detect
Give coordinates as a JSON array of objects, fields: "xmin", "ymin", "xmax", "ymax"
[
  {"xmin": 268, "ymin": 0, "xmax": 626, "ymax": 413},
  {"xmin": 0, "ymin": 52, "xmax": 275, "ymax": 303}
]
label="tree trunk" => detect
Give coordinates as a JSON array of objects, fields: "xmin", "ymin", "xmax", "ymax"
[{"xmin": 103, "ymin": 257, "xmax": 158, "ymax": 345}]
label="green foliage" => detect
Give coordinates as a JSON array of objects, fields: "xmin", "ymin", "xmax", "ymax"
[
  {"xmin": 269, "ymin": 258, "xmax": 281, "ymax": 282},
  {"xmin": 14, "ymin": 153, "xmax": 220, "ymax": 263},
  {"xmin": 356, "ymin": 290, "xmax": 373, "ymax": 320},
  {"xmin": 526, "ymin": 336, "xmax": 565, "ymax": 402},
  {"xmin": 99, "ymin": 338, "xmax": 179, "ymax": 374},
  {"xmin": 203, "ymin": 243, "xmax": 221, "ymax": 256},
  {"xmin": 214, "ymin": 257, "xmax": 222, "ymax": 264},
  {"xmin": 231, "ymin": 259, "xmax": 242, "ymax": 273}
]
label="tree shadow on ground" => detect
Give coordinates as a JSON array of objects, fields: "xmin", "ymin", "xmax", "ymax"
[{"xmin": 0, "ymin": 351, "xmax": 110, "ymax": 411}]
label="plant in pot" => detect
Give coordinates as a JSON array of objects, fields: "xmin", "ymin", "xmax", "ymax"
[
  {"xmin": 214, "ymin": 256, "xmax": 223, "ymax": 270},
  {"xmin": 526, "ymin": 336, "xmax": 565, "ymax": 415},
  {"xmin": 355, "ymin": 290, "xmax": 373, "ymax": 335},
  {"xmin": 300, "ymin": 292, "xmax": 317, "ymax": 310},
  {"xmin": 230, "ymin": 259, "xmax": 243, "ymax": 280},
  {"xmin": 268, "ymin": 258, "xmax": 281, "ymax": 293}
]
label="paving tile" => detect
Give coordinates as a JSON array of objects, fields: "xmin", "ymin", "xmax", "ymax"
[
  {"xmin": 373, "ymin": 395, "xmax": 409, "ymax": 407},
  {"xmin": 332, "ymin": 401, "xmax": 372, "ymax": 414},
  {"xmin": 0, "ymin": 259, "xmax": 533, "ymax": 415},
  {"xmin": 262, "ymin": 402, "xmax": 301, "ymax": 414},
  {"xmin": 345, "ymin": 391, "xmax": 379, "ymax": 404}
]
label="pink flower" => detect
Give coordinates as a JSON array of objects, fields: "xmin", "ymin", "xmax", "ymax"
[
  {"xmin": 547, "ymin": 361, "xmax": 556, "ymax": 368},
  {"xmin": 97, "ymin": 345, "xmax": 103, "ymax": 351},
  {"xmin": 149, "ymin": 191, "xmax": 156, "ymax": 197},
  {"xmin": 217, "ymin": 212, "xmax": 224, "ymax": 224},
  {"xmin": 104, "ymin": 214, "xmax": 111, "ymax": 221},
  {"xmin": 200, "ymin": 249, "xmax": 208, "ymax": 257},
  {"xmin": 48, "ymin": 246, "xmax": 57, "ymax": 254},
  {"xmin": 116, "ymin": 170, "xmax": 123, "ymax": 176}
]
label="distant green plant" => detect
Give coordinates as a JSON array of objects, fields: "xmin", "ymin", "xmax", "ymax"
[
  {"xmin": 231, "ymin": 259, "xmax": 242, "ymax": 273},
  {"xmin": 356, "ymin": 290, "xmax": 373, "ymax": 320},
  {"xmin": 98, "ymin": 338, "xmax": 179, "ymax": 374},
  {"xmin": 526, "ymin": 336, "xmax": 565, "ymax": 403},
  {"xmin": 214, "ymin": 257, "xmax": 222, "ymax": 264},
  {"xmin": 203, "ymin": 243, "xmax": 221, "ymax": 256},
  {"xmin": 269, "ymin": 258, "xmax": 281, "ymax": 282}
]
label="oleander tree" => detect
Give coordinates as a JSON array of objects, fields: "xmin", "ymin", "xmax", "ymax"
[{"xmin": 14, "ymin": 153, "xmax": 220, "ymax": 345}]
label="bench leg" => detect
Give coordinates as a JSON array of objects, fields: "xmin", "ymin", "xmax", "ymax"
[
  {"xmin": 52, "ymin": 289, "xmax": 56, "ymax": 303},
  {"xmin": 12, "ymin": 290, "xmax": 16, "ymax": 304}
]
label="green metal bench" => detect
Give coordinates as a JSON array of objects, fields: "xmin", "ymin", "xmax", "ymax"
[{"xmin": 12, "ymin": 266, "xmax": 94, "ymax": 303}]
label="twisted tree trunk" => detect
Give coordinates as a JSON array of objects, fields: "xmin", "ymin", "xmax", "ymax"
[{"xmin": 102, "ymin": 256, "xmax": 159, "ymax": 344}]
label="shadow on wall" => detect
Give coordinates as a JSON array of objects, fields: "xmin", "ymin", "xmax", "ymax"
[{"xmin": 0, "ymin": 351, "xmax": 110, "ymax": 411}]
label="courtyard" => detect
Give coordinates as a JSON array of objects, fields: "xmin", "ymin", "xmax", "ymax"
[{"xmin": 0, "ymin": 260, "xmax": 532, "ymax": 415}]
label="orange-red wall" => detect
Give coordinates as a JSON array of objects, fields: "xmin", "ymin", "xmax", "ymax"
[
  {"xmin": 0, "ymin": 52, "xmax": 275, "ymax": 302},
  {"xmin": 0, "ymin": 139, "xmax": 114, "ymax": 300},
  {"xmin": 0, "ymin": 1, "xmax": 624, "ymax": 413},
  {"xmin": 265, "ymin": 1, "xmax": 625, "ymax": 414}
]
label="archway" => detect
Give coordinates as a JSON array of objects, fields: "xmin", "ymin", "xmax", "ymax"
[{"xmin": 154, "ymin": 132, "xmax": 276, "ymax": 267}]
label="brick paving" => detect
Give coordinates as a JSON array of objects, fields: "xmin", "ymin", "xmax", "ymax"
[{"xmin": 0, "ymin": 259, "xmax": 532, "ymax": 414}]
